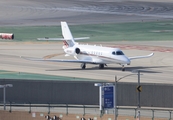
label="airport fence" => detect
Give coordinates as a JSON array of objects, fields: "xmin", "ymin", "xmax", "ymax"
[{"xmin": 0, "ymin": 103, "xmax": 173, "ymax": 120}]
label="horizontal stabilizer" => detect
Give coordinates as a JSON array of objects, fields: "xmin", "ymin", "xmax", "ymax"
[
  {"xmin": 129, "ymin": 53, "xmax": 154, "ymax": 60},
  {"xmin": 74, "ymin": 37, "xmax": 90, "ymax": 40},
  {"xmin": 37, "ymin": 38, "xmax": 64, "ymax": 40},
  {"xmin": 37, "ymin": 37, "xmax": 90, "ymax": 41}
]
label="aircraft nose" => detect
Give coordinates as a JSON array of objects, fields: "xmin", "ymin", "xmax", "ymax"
[
  {"xmin": 126, "ymin": 58, "xmax": 131, "ymax": 65},
  {"xmin": 122, "ymin": 56, "xmax": 131, "ymax": 65}
]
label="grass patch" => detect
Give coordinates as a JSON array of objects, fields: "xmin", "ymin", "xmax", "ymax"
[
  {"xmin": 0, "ymin": 70, "xmax": 103, "ymax": 81},
  {"xmin": 0, "ymin": 21, "xmax": 173, "ymax": 42}
]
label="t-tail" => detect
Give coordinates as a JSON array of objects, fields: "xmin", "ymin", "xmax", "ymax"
[{"xmin": 61, "ymin": 21, "xmax": 76, "ymax": 48}]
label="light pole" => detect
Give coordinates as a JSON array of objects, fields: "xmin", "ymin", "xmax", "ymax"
[
  {"xmin": 114, "ymin": 74, "xmax": 136, "ymax": 120},
  {"xmin": 114, "ymin": 76, "xmax": 117, "ymax": 120},
  {"xmin": 132, "ymin": 70, "xmax": 141, "ymax": 120},
  {"xmin": 114, "ymin": 71, "xmax": 142, "ymax": 120},
  {"xmin": 138, "ymin": 70, "xmax": 141, "ymax": 109},
  {"xmin": 0, "ymin": 84, "xmax": 13, "ymax": 110}
]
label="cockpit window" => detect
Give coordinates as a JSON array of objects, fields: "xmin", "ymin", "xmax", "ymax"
[
  {"xmin": 116, "ymin": 51, "xmax": 124, "ymax": 55},
  {"xmin": 112, "ymin": 51, "xmax": 116, "ymax": 55},
  {"xmin": 112, "ymin": 51, "xmax": 124, "ymax": 55}
]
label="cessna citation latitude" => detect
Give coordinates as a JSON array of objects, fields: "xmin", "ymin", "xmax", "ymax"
[{"xmin": 23, "ymin": 21, "xmax": 154, "ymax": 71}]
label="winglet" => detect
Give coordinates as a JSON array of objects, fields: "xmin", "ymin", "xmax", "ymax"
[
  {"xmin": 148, "ymin": 53, "xmax": 154, "ymax": 57},
  {"xmin": 129, "ymin": 53, "xmax": 154, "ymax": 60}
]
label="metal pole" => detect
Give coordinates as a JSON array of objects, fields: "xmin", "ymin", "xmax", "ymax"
[
  {"xmin": 29, "ymin": 102, "xmax": 31, "ymax": 113},
  {"xmin": 48, "ymin": 103, "xmax": 50, "ymax": 114},
  {"xmin": 152, "ymin": 110, "xmax": 154, "ymax": 120},
  {"xmin": 99, "ymin": 86, "xmax": 102, "ymax": 110},
  {"xmin": 83, "ymin": 105, "xmax": 85, "ymax": 116},
  {"xmin": 169, "ymin": 111, "xmax": 172, "ymax": 120},
  {"xmin": 66, "ymin": 104, "xmax": 68, "ymax": 115},
  {"xmin": 138, "ymin": 70, "xmax": 140, "ymax": 120},
  {"xmin": 114, "ymin": 76, "xmax": 117, "ymax": 120},
  {"xmin": 138, "ymin": 70, "xmax": 140, "ymax": 108},
  {"xmin": 9, "ymin": 101, "xmax": 12, "ymax": 113},
  {"xmin": 3, "ymin": 87, "xmax": 6, "ymax": 110}
]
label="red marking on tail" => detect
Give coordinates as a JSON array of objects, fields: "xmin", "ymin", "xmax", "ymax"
[{"xmin": 63, "ymin": 40, "xmax": 69, "ymax": 48}]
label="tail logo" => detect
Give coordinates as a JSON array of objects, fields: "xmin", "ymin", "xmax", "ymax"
[{"xmin": 63, "ymin": 40, "xmax": 69, "ymax": 48}]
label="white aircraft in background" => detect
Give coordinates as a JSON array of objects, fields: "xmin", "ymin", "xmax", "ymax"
[{"xmin": 23, "ymin": 21, "xmax": 154, "ymax": 71}]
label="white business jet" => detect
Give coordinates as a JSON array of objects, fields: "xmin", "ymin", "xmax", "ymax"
[{"xmin": 23, "ymin": 21, "xmax": 154, "ymax": 71}]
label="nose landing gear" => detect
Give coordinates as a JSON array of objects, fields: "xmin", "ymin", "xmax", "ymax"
[
  {"xmin": 122, "ymin": 65, "xmax": 125, "ymax": 71},
  {"xmin": 81, "ymin": 63, "xmax": 86, "ymax": 69},
  {"xmin": 99, "ymin": 64, "xmax": 104, "ymax": 69}
]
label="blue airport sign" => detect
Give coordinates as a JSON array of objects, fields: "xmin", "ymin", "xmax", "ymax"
[{"xmin": 103, "ymin": 86, "xmax": 114, "ymax": 109}]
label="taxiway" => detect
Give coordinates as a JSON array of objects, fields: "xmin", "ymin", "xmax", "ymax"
[{"xmin": 0, "ymin": 42, "xmax": 173, "ymax": 84}]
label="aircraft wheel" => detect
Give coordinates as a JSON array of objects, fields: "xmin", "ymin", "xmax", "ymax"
[
  {"xmin": 122, "ymin": 65, "xmax": 125, "ymax": 71},
  {"xmin": 99, "ymin": 64, "xmax": 104, "ymax": 69},
  {"xmin": 81, "ymin": 63, "xmax": 86, "ymax": 69}
]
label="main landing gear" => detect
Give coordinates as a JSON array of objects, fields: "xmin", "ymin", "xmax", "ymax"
[
  {"xmin": 80, "ymin": 63, "xmax": 105, "ymax": 69},
  {"xmin": 80, "ymin": 63, "xmax": 126, "ymax": 71},
  {"xmin": 81, "ymin": 63, "xmax": 86, "ymax": 69},
  {"xmin": 122, "ymin": 65, "xmax": 125, "ymax": 71}
]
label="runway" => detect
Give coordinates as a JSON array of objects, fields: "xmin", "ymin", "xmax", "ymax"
[
  {"xmin": 0, "ymin": 0, "xmax": 173, "ymax": 84},
  {"xmin": 0, "ymin": 42, "xmax": 173, "ymax": 84}
]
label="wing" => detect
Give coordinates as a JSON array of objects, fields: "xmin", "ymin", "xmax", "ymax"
[
  {"xmin": 129, "ymin": 53, "xmax": 154, "ymax": 60},
  {"xmin": 21, "ymin": 56, "xmax": 100, "ymax": 64}
]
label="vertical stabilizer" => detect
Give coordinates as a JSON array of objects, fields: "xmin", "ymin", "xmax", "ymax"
[{"xmin": 61, "ymin": 21, "xmax": 75, "ymax": 47}]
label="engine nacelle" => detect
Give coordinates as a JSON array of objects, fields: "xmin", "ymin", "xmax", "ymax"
[
  {"xmin": 64, "ymin": 47, "xmax": 80, "ymax": 55},
  {"xmin": 0, "ymin": 33, "xmax": 14, "ymax": 39},
  {"xmin": 75, "ymin": 48, "xmax": 80, "ymax": 54}
]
